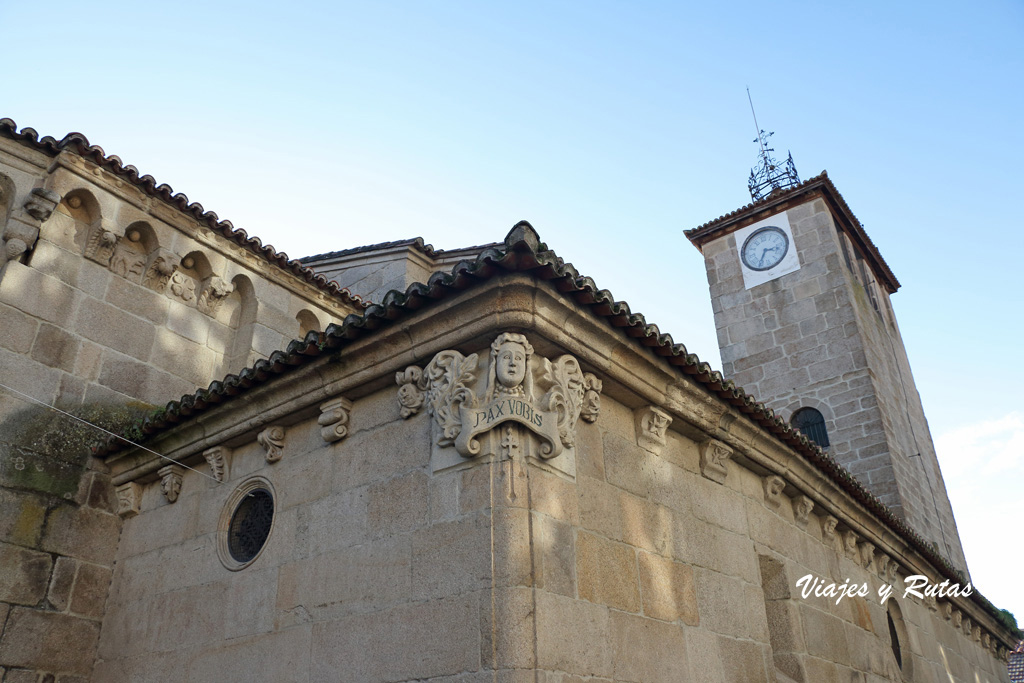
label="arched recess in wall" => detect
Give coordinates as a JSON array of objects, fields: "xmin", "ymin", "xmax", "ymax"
[
  {"xmin": 59, "ymin": 189, "xmax": 102, "ymax": 253},
  {"xmin": 296, "ymin": 309, "xmax": 321, "ymax": 339},
  {"xmin": 219, "ymin": 274, "xmax": 258, "ymax": 376},
  {"xmin": 170, "ymin": 250, "xmax": 214, "ymax": 308},
  {"xmin": 791, "ymin": 406, "xmax": 831, "ymax": 449},
  {"xmin": 109, "ymin": 221, "xmax": 158, "ymax": 283}
]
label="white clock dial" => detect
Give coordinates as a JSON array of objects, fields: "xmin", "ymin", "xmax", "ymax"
[{"xmin": 740, "ymin": 226, "xmax": 789, "ymax": 271}]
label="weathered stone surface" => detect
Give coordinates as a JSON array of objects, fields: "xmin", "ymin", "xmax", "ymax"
[
  {"xmin": 576, "ymin": 531, "xmax": 640, "ymax": 613},
  {"xmin": 536, "ymin": 590, "xmax": 612, "ymax": 678},
  {"xmin": 638, "ymin": 550, "xmax": 698, "ymax": 624},
  {"xmin": 368, "ymin": 470, "xmax": 429, "ymax": 537},
  {"xmin": 46, "ymin": 556, "xmax": 77, "ymax": 611},
  {"xmin": 69, "ymin": 562, "xmax": 112, "ymax": 618},
  {"xmin": 39, "ymin": 504, "xmax": 119, "ymax": 564},
  {"xmin": 0, "ymin": 608, "xmax": 100, "ymax": 674},
  {"xmin": 0, "ymin": 542, "xmax": 52, "ymax": 605},
  {"xmin": 610, "ymin": 610, "xmax": 689, "ymax": 683}
]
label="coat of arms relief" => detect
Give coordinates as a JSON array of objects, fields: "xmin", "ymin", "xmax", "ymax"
[{"xmin": 397, "ymin": 333, "xmax": 602, "ymax": 476}]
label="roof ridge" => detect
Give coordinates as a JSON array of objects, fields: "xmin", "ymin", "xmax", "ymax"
[{"xmin": 0, "ymin": 117, "xmax": 368, "ymax": 309}]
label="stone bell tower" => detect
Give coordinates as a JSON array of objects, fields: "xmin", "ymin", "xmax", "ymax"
[{"xmin": 685, "ymin": 142, "xmax": 968, "ymax": 574}]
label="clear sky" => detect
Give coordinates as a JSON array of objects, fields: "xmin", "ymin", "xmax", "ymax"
[{"xmin": 3, "ymin": 0, "xmax": 1021, "ymax": 627}]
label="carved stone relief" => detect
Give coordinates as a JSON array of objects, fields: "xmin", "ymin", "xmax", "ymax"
[
  {"xmin": 952, "ymin": 610, "xmax": 962, "ymax": 629},
  {"xmin": 24, "ymin": 188, "xmax": 60, "ymax": 222},
  {"xmin": 258, "ymin": 426, "xmax": 285, "ymax": 463},
  {"xmin": 821, "ymin": 515, "xmax": 839, "ymax": 547},
  {"xmin": 197, "ymin": 276, "xmax": 234, "ymax": 315},
  {"xmin": 941, "ymin": 601, "xmax": 953, "ymax": 621},
  {"xmin": 142, "ymin": 248, "xmax": 179, "ymax": 292},
  {"xmin": 763, "ymin": 475, "xmax": 786, "ymax": 508},
  {"xmin": 859, "ymin": 542, "xmax": 875, "ymax": 570},
  {"xmin": 843, "ymin": 530, "xmax": 859, "ymax": 560},
  {"xmin": 108, "ymin": 230, "xmax": 148, "ymax": 282},
  {"xmin": 203, "ymin": 446, "xmax": 230, "ymax": 483},
  {"xmin": 580, "ymin": 375, "xmax": 602, "ymax": 423},
  {"xmin": 885, "ymin": 560, "xmax": 898, "ymax": 584},
  {"xmin": 169, "ymin": 270, "xmax": 199, "ymax": 304},
  {"xmin": 635, "ymin": 406, "xmax": 672, "ymax": 454},
  {"xmin": 115, "ymin": 482, "xmax": 142, "ymax": 517},
  {"xmin": 85, "ymin": 218, "xmax": 120, "ymax": 266},
  {"xmin": 876, "ymin": 554, "xmax": 891, "ymax": 580},
  {"xmin": 396, "ymin": 333, "xmax": 601, "ymax": 474},
  {"xmin": 698, "ymin": 438, "xmax": 732, "ymax": 484},
  {"xmin": 319, "ymin": 397, "xmax": 352, "ymax": 443},
  {"xmin": 158, "ymin": 465, "xmax": 183, "ymax": 503},
  {"xmin": 792, "ymin": 495, "xmax": 814, "ymax": 526}
]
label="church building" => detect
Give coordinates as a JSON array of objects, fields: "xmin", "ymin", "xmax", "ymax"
[{"xmin": 0, "ymin": 119, "xmax": 1015, "ymax": 682}]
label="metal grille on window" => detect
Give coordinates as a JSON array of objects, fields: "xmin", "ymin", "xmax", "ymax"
[
  {"xmin": 228, "ymin": 489, "xmax": 274, "ymax": 563},
  {"xmin": 791, "ymin": 408, "xmax": 830, "ymax": 448}
]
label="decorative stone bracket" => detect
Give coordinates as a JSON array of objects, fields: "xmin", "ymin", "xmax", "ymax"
[
  {"xmin": 319, "ymin": 397, "xmax": 352, "ymax": 443},
  {"xmin": 698, "ymin": 438, "xmax": 732, "ymax": 484},
  {"xmin": 258, "ymin": 426, "xmax": 285, "ymax": 463},
  {"xmin": 203, "ymin": 446, "xmax": 231, "ymax": 483},
  {"xmin": 763, "ymin": 475, "xmax": 786, "ymax": 508},
  {"xmin": 792, "ymin": 495, "xmax": 814, "ymax": 526},
  {"xmin": 635, "ymin": 406, "xmax": 672, "ymax": 455},
  {"xmin": 158, "ymin": 465, "xmax": 183, "ymax": 503},
  {"xmin": 116, "ymin": 482, "xmax": 142, "ymax": 517},
  {"xmin": 821, "ymin": 515, "xmax": 839, "ymax": 546},
  {"xmin": 396, "ymin": 333, "xmax": 601, "ymax": 464}
]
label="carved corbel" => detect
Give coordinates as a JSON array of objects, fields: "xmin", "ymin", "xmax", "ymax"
[
  {"xmin": 962, "ymin": 617, "xmax": 972, "ymax": 637},
  {"xmin": 634, "ymin": 406, "xmax": 672, "ymax": 454},
  {"xmin": 698, "ymin": 438, "xmax": 732, "ymax": 484},
  {"xmin": 24, "ymin": 188, "xmax": 60, "ymax": 222},
  {"xmin": 197, "ymin": 275, "xmax": 235, "ymax": 315},
  {"xmin": 203, "ymin": 446, "xmax": 230, "ymax": 483},
  {"xmin": 115, "ymin": 482, "xmax": 142, "ymax": 517},
  {"xmin": 395, "ymin": 366, "xmax": 426, "ymax": 419},
  {"xmin": 763, "ymin": 475, "xmax": 786, "ymax": 508},
  {"xmin": 924, "ymin": 593, "xmax": 938, "ymax": 612},
  {"xmin": 842, "ymin": 530, "xmax": 859, "ymax": 560},
  {"xmin": 792, "ymin": 495, "xmax": 814, "ymax": 526},
  {"xmin": 258, "ymin": 426, "xmax": 285, "ymax": 463},
  {"xmin": 158, "ymin": 465, "xmax": 183, "ymax": 503},
  {"xmin": 579, "ymin": 374, "xmax": 602, "ymax": 423},
  {"xmin": 821, "ymin": 515, "xmax": 839, "ymax": 547},
  {"xmin": 142, "ymin": 248, "xmax": 179, "ymax": 292},
  {"xmin": 952, "ymin": 610, "xmax": 962, "ymax": 628},
  {"xmin": 84, "ymin": 218, "xmax": 119, "ymax": 265},
  {"xmin": 982, "ymin": 633, "xmax": 991, "ymax": 649},
  {"xmin": 876, "ymin": 554, "xmax": 891, "ymax": 580},
  {"xmin": 885, "ymin": 560, "xmax": 898, "ymax": 584},
  {"xmin": 859, "ymin": 542, "xmax": 875, "ymax": 570},
  {"xmin": 319, "ymin": 397, "xmax": 353, "ymax": 443},
  {"xmin": 940, "ymin": 601, "xmax": 953, "ymax": 621}
]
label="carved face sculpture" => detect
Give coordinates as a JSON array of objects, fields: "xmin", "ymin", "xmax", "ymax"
[
  {"xmin": 581, "ymin": 389, "xmax": 601, "ymax": 421},
  {"xmin": 495, "ymin": 341, "xmax": 527, "ymax": 389}
]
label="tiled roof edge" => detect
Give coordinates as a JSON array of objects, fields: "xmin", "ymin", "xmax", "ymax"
[
  {"xmin": 93, "ymin": 218, "xmax": 1007, "ymax": 634},
  {"xmin": 0, "ymin": 118, "xmax": 368, "ymax": 309},
  {"xmin": 299, "ymin": 238, "xmax": 502, "ymax": 264}
]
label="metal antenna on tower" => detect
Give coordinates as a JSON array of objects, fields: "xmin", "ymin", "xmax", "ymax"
[{"xmin": 746, "ymin": 88, "xmax": 801, "ymax": 201}]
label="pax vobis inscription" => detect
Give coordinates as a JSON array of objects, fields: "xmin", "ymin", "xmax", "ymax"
[{"xmin": 397, "ymin": 333, "xmax": 601, "ymax": 475}]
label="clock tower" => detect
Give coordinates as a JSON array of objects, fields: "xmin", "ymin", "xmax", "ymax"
[{"xmin": 686, "ymin": 150, "xmax": 968, "ymax": 574}]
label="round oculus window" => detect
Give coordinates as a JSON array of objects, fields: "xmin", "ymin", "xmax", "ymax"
[
  {"xmin": 218, "ymin": 477, "xmax": 276, "ymax": 570},
  {"xmin": 228, "ymin": 489, "xmax": 274, "ymax": 563}
]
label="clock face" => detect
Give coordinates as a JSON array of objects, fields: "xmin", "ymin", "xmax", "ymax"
[{"xmin": 740, "ymin": 226, "xmax": 789, "ymax": 271}]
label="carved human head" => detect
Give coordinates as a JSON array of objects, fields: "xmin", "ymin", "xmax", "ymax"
[{"xmin": 491, "ymin": 333, "xmax": 533, "ymax": 390}]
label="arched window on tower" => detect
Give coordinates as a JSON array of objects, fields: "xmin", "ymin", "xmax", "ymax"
[{"xmin": 791, "ymin": 408, "xmax": 829, "ymax": 448}]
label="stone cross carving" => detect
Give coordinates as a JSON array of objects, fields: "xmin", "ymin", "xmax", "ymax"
[
  {"xmin": 158, "ymin": 465, "xmax": 183, "ymax": 503},
  {"xmin": 396, "ymin": 333, "xmax": 601, "ymax": 460},
  {"xmin": 635, "ymin": 406, "xmax": 672, "ymax": 454},
  {"xmin": 763, "ymin": 475, "xmax": 786, "ymax": 508},
  {"xmin": 258, "ymin": 426, "xmax": 286, "ymax": 463},
  {"xmin": 203, "ymin": 446, "xmax": 230, "ymax": 483},
  {"xmin": 698, "ymin": 438, "xmax": 732, "ymax": 484},
  {"xmin": 319, "ymin": 397, "xmax": 352, "ymax": 443},
  {"xmin": 792, "ymin": 495, "xmax": 814, "ymax": 526},
  {"xmin": 115, "ymin": 482, "xmax": 142, "ymax": 517}
]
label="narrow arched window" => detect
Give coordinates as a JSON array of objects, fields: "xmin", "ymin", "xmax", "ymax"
[
  {"xmin": 887, "ymin": 610, "xmax": 902, "ymax": 669},
  {"xmin": 791, "ymin": 408, "xmax": 829, "ymax": 448}
]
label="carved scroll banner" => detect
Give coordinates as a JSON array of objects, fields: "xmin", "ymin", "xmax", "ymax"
[{"xmin": 397, "ymin": 332, "xmax": 602, "ymax": 476}]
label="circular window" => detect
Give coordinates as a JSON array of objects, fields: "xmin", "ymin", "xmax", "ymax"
[{"xmin": 218, "ymin": 477, "xmax": 275, "ymax": 570}]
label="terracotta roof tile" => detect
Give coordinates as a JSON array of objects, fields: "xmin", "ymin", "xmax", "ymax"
[{"xmin": 0, "ymin": 118, "xmax": 367, "ymax": 308}]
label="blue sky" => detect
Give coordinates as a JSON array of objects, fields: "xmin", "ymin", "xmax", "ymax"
[{"xmin": 3, "ymin": 0, "xmax": 1021, "ymax": 625}]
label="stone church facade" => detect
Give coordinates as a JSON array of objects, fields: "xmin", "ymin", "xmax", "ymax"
[{"xmin": 0, "ymin": 120, "xmax": 1016, "ymax": 682}]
